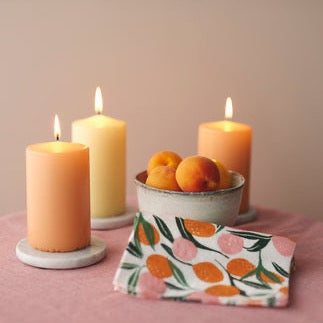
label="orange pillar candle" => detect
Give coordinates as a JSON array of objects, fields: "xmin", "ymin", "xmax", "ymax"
[
  {"xmin": 26, "ymin": 115, "xmax": 91, "ymax": 252},
  {"xmin": 198, "ymin": 98, "xmax": 252, "ymax": 213}
]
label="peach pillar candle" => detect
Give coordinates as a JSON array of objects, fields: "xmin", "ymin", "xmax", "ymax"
[
  {"xmin": 198, "ymin": 98, "xmax": 252, "ymax": 213},
  {"xmin": 72, "ymin": 87, "xmax": 126, "ymax": 218},
  {"xmin": 26, "ymin": 115, "xmax": 91, "ymax": 252}
]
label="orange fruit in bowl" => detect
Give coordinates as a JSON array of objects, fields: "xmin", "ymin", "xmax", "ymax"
[
  {"xmin": 145, "ymin": 166, "xmax": 181, "ymax": 191},
  {"xmin": 147, "ymin": 151, "xmax": 182, "ymax": 175},
  {"xmin": 212, "ymin": 159, "xmax": 231, "ymax": 190},
  {"xmin": 175, "ymin": 156, "xmax": 220, "ymax": 192}
]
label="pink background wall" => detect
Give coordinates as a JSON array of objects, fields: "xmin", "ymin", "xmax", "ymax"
[{"xmin": 0, "ymin": 1, "xmax": 322, "ymax": 219}]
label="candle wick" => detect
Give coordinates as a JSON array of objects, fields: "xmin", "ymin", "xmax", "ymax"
[
  {"xmin": 97, "ymin": 111, "xmax": 101, "ymax": 115},
  {"xmin": 56, "ymin": 135, "xmax": 59, "ymax": 141}
]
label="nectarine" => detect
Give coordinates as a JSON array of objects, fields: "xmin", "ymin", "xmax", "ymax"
[
  {"xmin": 212, "ymin": 160, "xmax": 231, "ymax": 190},
  {"xmin": 146, "ymin": 166, "xmax": 182, "ymax": 191},
  {"xmin": 176, "ymin": 156, "xmax": 220, "ymax": 192},
  {"xmin": 147, "ymin": 151, "xmax": 182, "ymax": 175}
]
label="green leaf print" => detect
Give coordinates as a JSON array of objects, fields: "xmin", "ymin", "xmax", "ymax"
[
  {"xmin": 228, "ymin": 230, "xmax": 272, "ymax": 240},
  {"xmin": 168, "ymin": 259, "xmax": 189, "ymax": 287},
  {"xmin": 133, "ymin": 215, "xmax": 140, "ymax": 233},
  {"xmin": 272, "ymin": 262, "xmax": 289, "ymax": 278},
  {"xmin": 245, "ymin": 239, "xmax": 270, "ymax": 252},
  {"xmin": 127, "ymin": 268, "xmax": 141, "ymax": 295},
  {"xmin": 153, "ymin": 215, "xmax": 174, "ymax": 242},
  {"xmin": 261, "ymin": 268, "xmax": 282, "ymax": 284},
  {"xmin": 175, "ymin": 217, "xmax": 191, "ymax": 240},
  {"xmin": 139, "ymin": 213, "xmax": 156, "ymax": 250},
  {"xmin": 256, "ymin": 270, "xmax": 266, "ymax": 284},
  {"xmin": 126, "ymin": 241, "xmax": 143, "ymax": 258},
  {"xmin": 121, "ymin": 263, "xmax": 139, "ymax": 270},
  {"xmin": 240, "ymin": 280, "xmax": 272, "ymax": 290},
  {"xmin": 267, "ymin": 296, "xmax": 276, "ymax": 307},
  {"xmin": 240, "ymin": 268, "xmax": 257, "ymax": 280},
  {"xmin": 216, "ymin": 225, "xmax": 225, "ymax": 234}
]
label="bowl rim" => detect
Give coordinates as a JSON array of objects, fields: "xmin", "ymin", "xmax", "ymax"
[{"xmin": 134, "ymin": 170, "xmax": 245, "ymax": 196}]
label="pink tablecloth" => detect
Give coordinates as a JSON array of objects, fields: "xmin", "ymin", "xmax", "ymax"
[{"xmin": 0, "ymin": 206, "xmax": 322, "ymax": 323}]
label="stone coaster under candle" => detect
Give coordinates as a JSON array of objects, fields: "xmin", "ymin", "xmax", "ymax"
[
  {"xmin": 236, "ymin": 206, "xmax": 257, "ymax": 225},
  {"xmin": 91, "ymin": 205, "xmax": 137, "ymax": 230},
  {"xmin": 16, "ymin": 236, "xmax": 106, "ymax": 269}
]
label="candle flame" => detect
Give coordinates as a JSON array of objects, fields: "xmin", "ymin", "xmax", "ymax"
[
  {"xmin": 225, "ymin": 97, "xmax": 233, "ymax": 119},
  {"xmin": 54, "ymin": 114, "xmax": 61, "ymax": 141},
  {"xmin": 95, "ymin": 86, "xmax": 103, "ymax": 114}
]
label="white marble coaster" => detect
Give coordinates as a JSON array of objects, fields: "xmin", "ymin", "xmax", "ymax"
[
  {"xmin": 235, "ymin": 206, "xmax": 257, "ymax": 225},
  {"xmin": 16, "ymin": 236, "xmax": 107, "ymax": 269},
  {"xmin": 91, "ymin": 205, "xmax": 137, "ymax": 230}
]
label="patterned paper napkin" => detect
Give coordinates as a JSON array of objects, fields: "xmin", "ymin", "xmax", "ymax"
[{"xmin": 113, "ymin": 212, "xmax": 296, "ymax": 307}]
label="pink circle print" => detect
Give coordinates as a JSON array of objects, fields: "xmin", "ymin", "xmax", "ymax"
[
  {"xmin": 172, "ymin": 237, "xmax": 198, "ymax": 261},
  {"xmin": 272, "ymin": 236, "xmax": 295, "ymax": 256},
  {"xmin": 217, "ymin": 233, "xmax": 244, "ymax": 255},
  {"xmin": 137, "ymin": 272, "xmax": 167, "ymax": 299}
]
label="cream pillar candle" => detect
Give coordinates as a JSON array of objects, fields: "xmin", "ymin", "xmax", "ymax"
[
  {"xmin": 26, "ymin": 115, "xmax": 91, "ymax": 252},
  {"xmin": 72, "ymin": 87, "xmax": 126, "ymax": 218},
  {"xmin": 198, "ymin": 98, "xmax": 252, "ymax": 213}
]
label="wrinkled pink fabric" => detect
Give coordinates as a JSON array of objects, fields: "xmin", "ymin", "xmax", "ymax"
[{"xmin": 0, "ymin": 205, "xmax": 322, "ymax": 323}]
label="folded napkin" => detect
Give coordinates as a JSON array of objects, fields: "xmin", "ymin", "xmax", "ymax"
[{"xmin": 113, "ymin": 212, "xmax": 296, "ymax": 307}]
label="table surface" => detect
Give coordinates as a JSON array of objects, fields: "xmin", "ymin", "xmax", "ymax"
[{"xmin": 1, "ymin": 206, "xmax": 322, "ymax": 323}]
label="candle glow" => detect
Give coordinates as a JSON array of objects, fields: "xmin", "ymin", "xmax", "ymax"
[
  {"xmin": 95, "ymin": 87, "xmax": 103, "ymax": 114},
  {"xmin": 225, "ymin": 97, "xmax": 233, "ymax": 120},
  {"xmin": 54, "ymin": 114, "xmax": 61, "ymax": 141}
]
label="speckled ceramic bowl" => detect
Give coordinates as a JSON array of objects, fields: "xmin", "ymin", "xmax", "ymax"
[{"xmin": 134, "ymin": 170, "xmax": 245, "ymax": 226}]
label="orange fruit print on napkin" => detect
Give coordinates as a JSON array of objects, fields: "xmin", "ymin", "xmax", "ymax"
[{"xmin": 113, "ymin": 212, "xmax": 296, "ymax": 307}]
